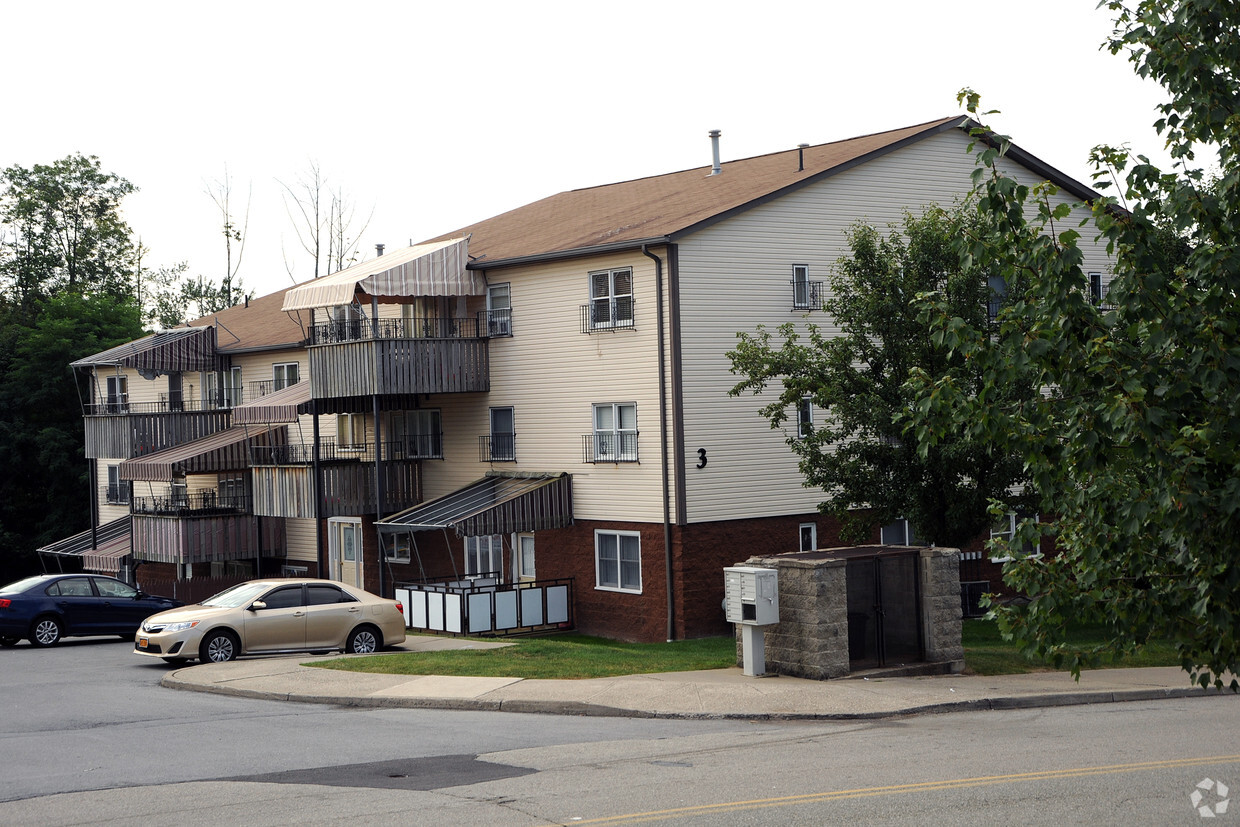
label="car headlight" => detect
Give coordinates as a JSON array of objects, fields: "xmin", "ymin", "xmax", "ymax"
[{"xmin": 148, "ymin": 619, "xmax": 200, "ymax": 633}]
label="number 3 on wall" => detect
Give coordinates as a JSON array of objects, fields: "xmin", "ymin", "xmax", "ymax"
[{"xmin": 696, "ymin": 448, "xmax": 708, "ymax": 469}]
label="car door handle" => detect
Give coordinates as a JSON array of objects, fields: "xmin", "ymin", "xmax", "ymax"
[
  {"xmin": 348, "ymin": 607, "xmax": 361, "ymax": 613},
  {"xmin": 293, "ymin": 611, "xmax": 305, "ymax": 617}
]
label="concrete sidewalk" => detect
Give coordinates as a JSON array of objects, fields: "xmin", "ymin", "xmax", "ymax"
[{"xmin": 159, "ymin": 636, "xmax": 1237, "ymax": 720}]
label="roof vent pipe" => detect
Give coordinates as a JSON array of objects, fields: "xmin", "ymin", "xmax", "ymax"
[
  {"xmin": 708, "ymin": 130, "xmax": 722, "ymax": 176},
  {"xmin": 376, "ymin": 243, "xmax": 385, "ymax": 257},
  {"xmin": 798, "ymin": 143, "xmax": 810, "ymax": 172}
]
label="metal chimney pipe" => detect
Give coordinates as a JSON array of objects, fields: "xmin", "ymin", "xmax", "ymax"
[
  {"xmin": 798, "ymin": 143, "xmax": 810, "ymax": 172},
  {"xmin": 376, "ymin": 243, "xmax": 385, "ymax": 257},
  {"xmin": 708, "ymin": 130, "xmax": 722, "ymax": 176}
]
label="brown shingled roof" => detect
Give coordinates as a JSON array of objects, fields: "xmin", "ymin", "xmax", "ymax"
[
  {"xmin": 433, "ymin": 116, "xmax": 967, "ymax": 265},
  {"xmin": 186, "ymin": 283, "xmax": 308, "ymax": 353}
]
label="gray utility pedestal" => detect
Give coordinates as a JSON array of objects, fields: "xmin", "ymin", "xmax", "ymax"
[{"xmin": 734, "ymin": 546, "xmax": 964, "ymax": 680}]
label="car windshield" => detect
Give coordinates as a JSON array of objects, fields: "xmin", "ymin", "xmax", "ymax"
[
  {"xmin": 201, "ymin": 582, "xmax": 273, "ymax": 608},
  {"xmin": 0, "ymin": 576, "xmax": 47, "ymax": 595}
]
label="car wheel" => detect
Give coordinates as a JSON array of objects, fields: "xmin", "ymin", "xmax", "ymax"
[
  {"xmin": 0, "ymin": 636, "xmax": 19, "ymax": 647},
  {"xmin": 30, "ymin": 616, "xmax": 63, "ymax": 647},
  {"xmin": 345, "ymin": 625, "xmax": 380, "ymax": 654},
  {"xmin": 199, "ymin": 630, "xmax": 238, "ymax": 663}
]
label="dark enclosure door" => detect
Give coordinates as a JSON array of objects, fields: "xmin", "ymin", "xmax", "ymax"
[{"xmin": 845, "ymin": 555, "xmax": 923, "ymax": 669}]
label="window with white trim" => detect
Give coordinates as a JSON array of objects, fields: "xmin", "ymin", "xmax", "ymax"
[
  {"xmin": 489, "ymin": 407, "xmax": 515, "ymax": 461},
  {"xmin": 799, "ymin": 523, "xmax": 817, "ymax": 552},
  {"xmin": 588, "ymin": 267, "xmax": 634, "ymax": 330},
  {"xmin": 792, "ymin": 264, "xmax": 820, "ymax": 310},
  {"xmin": 487, "ymin": 283, "xmax": 512, "ymax": 336},
  {"xmin": 204, "ymin": 366, "xmax": 242, "ymax": 408},
  {"xmin": 105, "ymin": 375, "xmax": 128, "ymax": 412},
  {"xmin": 465, "ymin": 534, "xmax": 503, "ymax": 577},
  {"xmin": 384, "ymin": 536, "xmax": 411, "ymax": 563},
  {"xmin": 272, "ymin": 362, "xmax": 299, "ymax": 390},
  {"xmin": 990, "ymin": 512, "xmax": 1040, "ymax": 562},
  {"xmin": 797, "ymin": 398, "xmax": 813, "ymax": 439},
  {"xmin": 881, "ymin": 518, "xmax": 920, "ymax": 546},
  {"xmin": 106, "ymin": 464, "xmax": 128, "ymax": 505},
  {"xmin": 518, "ymin": 533, "xmax": 535, "ymax": 579},
  {"xmin": 595, "ymin": 530, "xmax": 641, "ymax": 592},
  {"xmin": 337, "ymin": 413, "xmax": 366, "ymax": 451},
  {"xmin": 1088, "ymin": 272, "xmax": 1105, "ymax": 305},
  {"xmin": 592, "ymin": 402, "xmax": 637, "ymax": 462}
]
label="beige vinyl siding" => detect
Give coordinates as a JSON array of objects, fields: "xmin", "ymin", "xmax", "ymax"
[
  {"xmin": 96, "ymin": 459, "xmax": 129, "ymax": 523},
  {"xmin": 421, "ymin": 250, "xmax": 670, "ymax": 523},
  {"xmin": 677, "ymin": 128, "xmax": 1112, "ymax": 524},
  {"xmin": 285, "ymin": 517, "xmax": 319, "ymax": 563}
]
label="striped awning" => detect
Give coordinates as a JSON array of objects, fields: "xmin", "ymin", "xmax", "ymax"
[
  {"xmin": 37, "ymin": 516, "xmax": 131, "ymax": 573},
  {"xmin": 70, "ymin": 326, "xmax": 224, "ymax": 373},
  {"xmin": 377, "ymin": 472, "xmax": 573, "ymax": 537},
  {"xmin": 232, "ymin": 380, "xmax": 312, "ymax": 424},
  {"xmin": 120, "ymin": 425, "xmax": 283, "ymax": 482},
  {"xmin": 281, "ymin": 238, "xmax": 483, "ymax": 311}
]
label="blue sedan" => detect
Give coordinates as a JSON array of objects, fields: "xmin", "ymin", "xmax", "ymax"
[{"xmin": 0, "ymin": 574, "xmax": 181, "ymax": 648}]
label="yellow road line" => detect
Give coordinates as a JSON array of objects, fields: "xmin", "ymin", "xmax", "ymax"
[{"xmin": 566, "ymin": 754, "xmax": 1240, "ymax": 825}]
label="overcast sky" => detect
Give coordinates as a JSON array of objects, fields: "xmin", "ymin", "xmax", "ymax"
[{"xmin": 4, "ymin": 1, "xmax": 1190, "ymax": 300}]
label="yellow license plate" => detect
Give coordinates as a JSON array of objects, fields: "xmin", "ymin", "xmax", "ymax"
[{"xmin": 138, "ymin": 637, "xmax": 148, "ymax": 649}]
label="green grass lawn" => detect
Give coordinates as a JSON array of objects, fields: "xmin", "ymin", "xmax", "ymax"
[
  {"xmin": 960, "ymin": 619, "xmax": 1182, "ymax": 675},
  {"xmin": 311, "ymin": 634, "xmax": 737, "ymax": 679},
  {"xmin": 308, "ymin": 622, "xmax": 1183, "ymax": 679}
]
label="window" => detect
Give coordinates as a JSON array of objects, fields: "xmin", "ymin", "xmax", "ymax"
[
  {"xmin": 170, "ymin": 477, "xmax": 188, "ymax": 507},
  {"xmin": 204, "ymin": 366, "xmax": 243, "ymax": 408},
  {"xmin": 93, "ymin": 577, "xmax": 137, "ymax": 599},
  {"xmin": 881, "ymin": 518, "xmax": 920, "ymax": 545},
  {"xmin": 391, "ymin": 409, "xmax": 442, "ymax": 458},
  {"xmin": 987, "ymin": 275, "xmax": 1007, "ymax": 323},
  {"xmin": 1088, "ymin": 272, "xmax": 1105, "ymax": 306},
  {"xmin": 210, "ymin": 560, "xmax": 252, "ymax": 578},
  {"xmin": 791, "ymin": 264, "xmax": 820, "ymax": 310},
  {"xmin": 272, "ymin": 362, "xmax": 299, "ymax": 390},
  {"xmin": 592, "ymin": 403, "xmax": 638, "ymax": 462},
  {"xmin": 489, "ymin": 407, "xmax": 515, "ymax": 461},
  {"xmin": 258, "ymin": 586, "xmax": 304, "ymax": 610},
  {"xmin": 337, "ymin": 413, "xmax": 366, "ymax": 451},
  {"xmin": 487, "ymin": 283, "xmax": 512, "ymax": 336},
  {"xmin": 330, "ymin": 304, "xmax": 365, "ymax": 341},
  {"xmin": 799, "ymin": 523, "xmax": 817, "ymax": 552},
  {"xmin": 218, "ymin": 475, "xmax": 246, "ymax": 508},
  {"xmin": 797, "ymin": 398, "xmax": 813, "ymax": 439},
  {"xmin": 308, "ymin": 584, "xmax": 356, "ymax": 605},
  {"xmin": 465, "ymin": 534, "xmax": 503, "ymax": 576},
  {"xmin": 384, "ymin": 536, "xmax": 411, "ymax": 563},
  {"xmin": 596, "ymin": 530, "xmax": 641, "ymax": 592},
  {"xmin": 106, "ymin": 465, "xmax": 128, "ymax": 505},
  {"xmin": 990, "ymin": 512, "xmax": 1040, "ymax": 562},
  {"xmin": 588, "ymin": 267, "xmax": 634, "ymax": 330},
  {"xmin": 105, "ymin": 375, "xmax": 128, "ymax": 412},
  {"xmin": 518, "ymin": 534, "xmax": 535, "ymax": 579}
]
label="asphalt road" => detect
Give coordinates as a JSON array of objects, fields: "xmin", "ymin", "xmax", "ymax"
[{"xmin": 2, "ymin": 636, "xmax": 1238, "ymax": 825}]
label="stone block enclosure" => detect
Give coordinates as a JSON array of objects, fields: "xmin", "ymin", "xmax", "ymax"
[{"xmin": 736, "ymin": 546, "xmax": 964, "ymax": 679}]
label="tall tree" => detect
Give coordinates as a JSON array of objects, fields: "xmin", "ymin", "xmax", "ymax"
[
  {"xmin": 728, "ymin": 207, "xmax": 1031, "ymax": 546},
  {"xmin": 204, "ymin": 166, "xmax": 249, "ymax": 309},
  {"xmin": 278, "ymin": 160, "xmax": 372, "ymax": 281},
  {"xmin": 0, "ymin": 154, "xmax": 136, "ymax": 304},
  {"xmin": 906, "ymin": 2, "xmax": 1240, "ymax": 687}
]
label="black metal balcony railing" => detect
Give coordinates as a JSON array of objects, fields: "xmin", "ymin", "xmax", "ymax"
[
  {"xmin": 580, "ymin": 298, "xmax": 636, "ymax": 333},
  {"xmin": 102, "ymin": 484, "xmax": 130, "ymax": 505},
  {"xmin": 483, "ymin": 308, "xmax": 513, "ymax": 337},
  {"xmin": 792, "ymin": 280, "xmax": 824, "ymax": 310},
  {"xmin": 131, "ymin": 490, "xmax": 251, "ymax": 516},
  {"xmin": 581, "ymin": 432, "xmax": 639, "ymax": 464},
  {"xmin": 85, "ymin": 394, "xmax": 241, "ymax": 415},
  {"xmin": 479, "ymin": 433, "xmax": 516, "ymax": 462},
  {"xmin": 308, "ymin": 315, "xmax": 495, "ymax": 345},
  {"xmin": 250, "ymin": 436, "xmax": 443, "ymax": 466}
]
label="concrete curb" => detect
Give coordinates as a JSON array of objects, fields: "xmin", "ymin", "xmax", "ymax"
[{"xmin": 160, "ymin": 672, "xmax": 1230, "ymax": 721}]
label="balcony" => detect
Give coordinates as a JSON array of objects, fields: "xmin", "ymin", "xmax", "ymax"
[
  {"xmin": 249, "ymin": 439, "xmax": 425, "ymax": 519},
  {"xmin": 479, "ymin": 433, "xmax": 516, "ymax": 462},
  {"xmin": 791, "ymin": 280, "xmax": 824, "ymax": 310},
  {"xmin": 306, "ymin": 315, "xmax": 490, "ymax": 399},
  {"xmin": 131, "ymin": 490, "xmax": 251, "ymax": 517},
  {"xmin": 101, "ymin": 484, "xmax": 130, "ymax": 505},
  {"xmin": 131, "ymin": 512, "xmax": 285, "ymax": 565},
  {"xmin": 580, "ymin": 298, "xmax": 635, "ymax": 333},
  {"xmin": 83, "ymin": 399, "xmax": 233, "ymax": 460}
]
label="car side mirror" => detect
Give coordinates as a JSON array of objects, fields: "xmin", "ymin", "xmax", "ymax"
[{"xmin": 249, "ymin": 600, "xmax": 267, "ymax": 611}]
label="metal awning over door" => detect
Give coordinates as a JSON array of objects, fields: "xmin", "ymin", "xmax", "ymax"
[
  {"xmin": 377, "ymin": 472, "xmax": 573, "ymax": 537},
  {"xmin": 232, "ymin": 381, "xmax": 313, "ymax": 424},
  {"xmin": 37, "ymin": 516, "xmax": 131, "ymax": 574},
  {"xmin": 70, "ymin": 326, "xmax": 224, "ymax": 373},
  {"xmin": 119, "ymin": 425, "xmax": 283, "ymax": 481}
]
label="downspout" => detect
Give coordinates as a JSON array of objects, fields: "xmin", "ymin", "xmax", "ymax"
[
  {"xmin": 643, "ymin": 244, "xmax": 675, "ymax": 642},
  {"xmin": 371, "ymin": 295, "xmax": 386, "ymax": 597}
]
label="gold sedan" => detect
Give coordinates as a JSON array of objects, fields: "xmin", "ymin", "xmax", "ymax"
[{"xmin": 135, "ymin": 579, "xmax": 406, "ymax": 664}]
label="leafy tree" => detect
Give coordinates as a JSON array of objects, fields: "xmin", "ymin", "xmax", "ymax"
[
  {"xmin": 0, "ymin": 154, "xmax": 137, "ymax": 305},
  {"xmin": 728, "ymin": 207, "xmax": 1031, "ymax": 546},
  {"xmin": 906, "ymin": 2, "xmax": 1240, "ymax": 687}
]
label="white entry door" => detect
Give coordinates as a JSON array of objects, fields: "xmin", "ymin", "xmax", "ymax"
[{"xmin": 328, "ymin": 518, "xmax": 363, "ymax": 588}]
